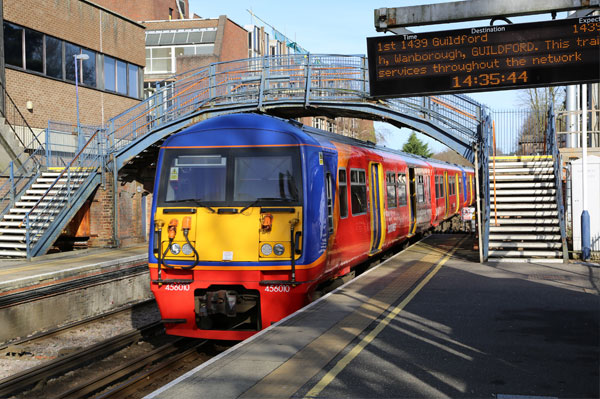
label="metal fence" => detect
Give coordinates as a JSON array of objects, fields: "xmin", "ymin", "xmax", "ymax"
[{"xmin": 490, "ymin": 107, "xmax": 600, "ymax": 156}]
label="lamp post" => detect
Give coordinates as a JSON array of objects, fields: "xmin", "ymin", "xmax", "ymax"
[{"xmin": 74, "ymin": 53, "xmax": 89, "ymax": 153}]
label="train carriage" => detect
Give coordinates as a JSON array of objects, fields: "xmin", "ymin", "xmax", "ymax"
[{"xmin": 148, "ymin": 114, "xmax": 474, "ymax": 340}]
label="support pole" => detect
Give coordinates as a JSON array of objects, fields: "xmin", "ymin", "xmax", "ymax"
[
  {"xmin": 581, "ymin": 84, "xmax": 590, "ymax": 261},
  {"xmin": 474, "ymin": 144, "xmax": 483, "ymax": 263}
]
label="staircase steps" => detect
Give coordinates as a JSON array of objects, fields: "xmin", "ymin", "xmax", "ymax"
[
  {"xmin": 0, "ymin": 169, "xmax": 91, "ymax": 258},
  {"xmin": 488, "ymin": 155, "xmax": 565, "ymax": 263}
]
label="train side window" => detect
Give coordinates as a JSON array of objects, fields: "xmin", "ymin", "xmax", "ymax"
[
  {"xmin": 338, "ymin": 168, "xmax": 348, "ymax": 219},
  {"xmin": 416, "ymin": 175, "xmax": 425, "ymax": 203},
  {"xmin": 397, "ymin": 173, "xmax": 407, "ymax": 206},
  {"xmin": 326, "ymin": 172, "xmax": 334, "ymax": 234},
  {"xmin": 425, "ymin": 175, "xmax": 430, "ymax": 202},
  {"xmin": 350, "ymin": 169, "xmax": 367, "ymax": 215},
  {"xmin": 386, "ymin": 172, "xmax": 397, "ymax": 208},
  {"xmin": 435, "ymin": 176, "xmax": 439, "ymax": 199}
]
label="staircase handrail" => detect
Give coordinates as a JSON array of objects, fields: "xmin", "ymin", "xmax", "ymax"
[
  {"xmin": 546, "ymin": 104, "xmax": 569, "ymax": 262},
  {"xmin": 0, "ymin": 79, "xmax": 45, "ymax": 158},
  {"xmin": 20, "ymin": 129, "xmax": 104, "ymax": 226}
]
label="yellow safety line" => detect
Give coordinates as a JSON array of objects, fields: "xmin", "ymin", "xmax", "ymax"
[{"xmin": 304, "ymin": 236, "xmax": 466, "ymax": 399}]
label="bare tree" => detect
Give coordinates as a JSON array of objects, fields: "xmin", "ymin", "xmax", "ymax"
[{"xmin": 516, "ymin": 87, "xmax": 564, "ymax": 155}]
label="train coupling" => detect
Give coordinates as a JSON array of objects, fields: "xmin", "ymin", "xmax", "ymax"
[{"xmin": 196, "ymin": 290, "xmax": 238, "ymax": 318}]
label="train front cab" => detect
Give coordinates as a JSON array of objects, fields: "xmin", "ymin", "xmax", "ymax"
[{"xmin": 148, "ymin": 120, "xmax": 334, "ymax": 340}]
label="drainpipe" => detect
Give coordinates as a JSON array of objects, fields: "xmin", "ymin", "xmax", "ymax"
[
  {"xmin": 0, "ymin": 1, "xmax": 5, "ymax": 116},
  {"xmin": 566, "ymin": 85, "xmax": 577, "ymax": 148},
  {"xmin": 112, "ymin": 156, "xmax": 120, "ymax": 247}
]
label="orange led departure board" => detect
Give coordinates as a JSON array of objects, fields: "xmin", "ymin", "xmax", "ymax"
[{"xmin": 367, "ymin": 16, "xmax": 599, "ymax": 97}]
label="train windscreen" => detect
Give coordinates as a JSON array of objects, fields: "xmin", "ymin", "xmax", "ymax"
[{"xmin": 157, "ymin": 147, "xmax": 302, "ymax": 207}]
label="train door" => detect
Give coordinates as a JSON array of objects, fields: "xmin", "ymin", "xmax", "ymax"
[
  {"xmin": 408, "ymin": 167, "xmax": 417, "ymax": 236},
  {"xmin": 455, "ymin": 173, "xmax": 460, "ymax": 213},
  {"xmin": 369, "ymin": 162, "xmax": 386, "ymax": 255},
  {"xmin": 443, "ymin": 171, "xmax": 449, "ymax": 218}
]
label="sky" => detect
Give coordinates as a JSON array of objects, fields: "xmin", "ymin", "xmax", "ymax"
[{"xmin": 187, "ymin": 0, "xmax": 568, "ymax": 152}]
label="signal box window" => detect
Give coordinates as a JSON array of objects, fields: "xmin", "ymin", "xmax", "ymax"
[
  {"xmin": 397, "ymin": 173, "xmax": 407, "ymax": 206},
  {"xmin": 338, "ymin": 169, "xmax": 348, "ymax": 218},
  {"xmin": 350, "ymin": 169, "xmax": 367, "ymax": 215},
  {"xmin": 386, "ymin": 172, "xmax": 397, "ymax": 208}
]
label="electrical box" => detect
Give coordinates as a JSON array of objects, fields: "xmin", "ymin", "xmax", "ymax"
[{"xmin": 571, "ymin": 155, "xmax": 600, "ymax": 253}]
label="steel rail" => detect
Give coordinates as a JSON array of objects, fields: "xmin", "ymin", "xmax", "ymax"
[
  {"xmin": 61, "ymin": 339, "xmax": 209, "ymax": 399},
  {"xmin": 0, "ymin": 322, "xmax": 163, "ymax": 398}
]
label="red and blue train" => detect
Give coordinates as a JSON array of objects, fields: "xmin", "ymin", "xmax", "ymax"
[{"xmin": 148, "ymin": 113, "xmax": 474, "ymax": 340}]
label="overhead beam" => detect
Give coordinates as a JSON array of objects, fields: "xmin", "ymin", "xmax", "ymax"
[{"xmin": 375, "ymin": 0, "xmax": 600, "ymax": 30}]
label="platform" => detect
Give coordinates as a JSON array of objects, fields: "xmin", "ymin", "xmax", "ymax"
[
  {"xmin": 0, "ymin": 245, "xmax": 149, "ymax": 343},
  {"xmin": 147, "ymin": 234, "xmax": 599, "ymax": 399},
  {"xmin": 0, "ymin": 245, "xmax": 147, "ymax": 295}
]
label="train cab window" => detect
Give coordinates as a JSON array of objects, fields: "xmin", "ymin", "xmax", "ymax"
[
  {"xmin": 326, "ymin": 172, "xmax": 334, "ymax": 234},
  {"xmin": 416, "ymin": 175, "xmax": 425, "ymax": 203},
  {"xmin": 386, "ymin": 172, "xmax": 397, "ymax": 208},
  {"xmin": 157, "ymin": 147, "xmax": 302, "ymax": 207},
  {"xmin": 165, "ymin": 154, "xmax": 227, "ymax": 202},
  {"xmin": 397, "ymin": 173, "xmax": 407, "ymax": 206},
  {"xmin": 338, "ymin": 169, "xmax": 348, "ymax": 218},
  {"xmin": 350, "ymin": 169, "xmax": 367, "ymax": 215}
]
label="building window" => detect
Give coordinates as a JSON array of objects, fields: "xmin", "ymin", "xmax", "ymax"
[
  {"xmin": 64, "ymin": 42, "xmax": 81, "ymax": 82},
  {"xmin": 397, "ymin": 173, "xmax": 407, "ymax": 206},
  {"xmin": 82, "ymin": 48, "xmax": 96, "ymax": 86},
  {"xmin": 338, "ymin": 168, "xmax": 348, "ymax": 218},
  {"xmin": 25, "ymin": 29, "xmax": 44, "ymax": 73},
  {"xmin": 45, "ymin": 36, "xmax": 63, "ymax": 79},
  {"xmin": 104, "ymin": 56, "xmax": 116, "ymax": 91},
  {"xmin": 128, "ymin": 64, "xmax": 139, "ymax": 98},
  {"xmin": 3, "ymin": 21, "xmax": 141, "ymax": 99},
  {"xmin": 350, "ymin": 169, "xmax": 367, "ymax": 215},
  {"xmin": 4, "ymin": 22, "xmax": 23, "ymax": 68},
  {"xmin": 386, "ymin": 172, "xmax": 397, "ymax": 208},
  {"xmin": 116, "ymin": 60, "xmax": 127, "ymax": 95}
]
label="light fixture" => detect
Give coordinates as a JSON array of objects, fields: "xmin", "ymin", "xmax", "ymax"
[{"xmin": 261, "ymin": 243, "xmax": 273, "ymax": 256}]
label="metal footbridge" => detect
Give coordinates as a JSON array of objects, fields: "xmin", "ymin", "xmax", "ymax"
[{"xmin": 0, "ymin": 53, "xmax": 564, "ymax": 261}]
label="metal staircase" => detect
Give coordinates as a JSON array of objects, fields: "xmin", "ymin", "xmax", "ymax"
[
  {"xmin": 0, "ymin": 123, "xmax": 105, "ymax": 259},
  {"xmin": 488, "ymin": 156, "xmax": 564, "ymax": 262},
  {"xmin": 486, "ymin": 108, "xmax": 569, "ymax": 263},
  {"xmin": 0, "ymin": 169, "xmax": 91, "ymax": 257}
]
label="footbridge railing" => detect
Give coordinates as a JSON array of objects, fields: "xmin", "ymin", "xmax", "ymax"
[{"xmin": 107, "ymin": 54, "xmax": 483, "ymax": 169}]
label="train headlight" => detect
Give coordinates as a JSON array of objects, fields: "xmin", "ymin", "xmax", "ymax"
[
  {"xmin": 273, "ymin": 244, "xmax": 285, "ymax": 256},
  {"xmin": 261, "ymin": 243, "xmax": 273, "ymax": 256},
  {"xmin": 170, "ymin": 243, "xmax": 181, "ymax": 255},
  {"xmin": 182, "ymin": 243, "xmax": 193, "ymax": 256}
]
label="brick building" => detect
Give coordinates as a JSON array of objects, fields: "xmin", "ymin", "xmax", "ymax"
[
  {"xmin": 94, "ymin": 0, "xmax": 190, "ymax": 21},
  {"xmin": 2, "ymin": 0, "xmax": 145, "ymax": 129},
  {"xmin": 1, "ymin": 0, "xmax": 148, "ymax": 250},
  {"xmin": 143, "ymin": 16, "xmax": 248, "ymax": 86}
]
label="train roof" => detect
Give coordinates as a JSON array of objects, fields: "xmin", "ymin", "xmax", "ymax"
[
  {"xmin": 297, "ymin": 120, "xmax": 473, "ymax": 172},
  {"xmin": 163, "ymin": 113, "xmax": 473, "ymax": 172},
  {"xmin": 163, "ymin": 113, "xmax": 321, "ymax": 148}
]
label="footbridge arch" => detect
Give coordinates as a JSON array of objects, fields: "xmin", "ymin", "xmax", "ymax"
[{"xmin": 108, "ymin": 54, "xmax": 485, "ymax": 172}]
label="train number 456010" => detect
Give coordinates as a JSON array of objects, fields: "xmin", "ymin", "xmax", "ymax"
[{"xmin": 264, "ymin": 285, "xmax": 291, "ymax": 293}]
